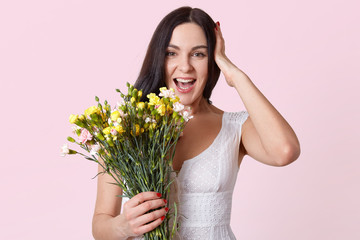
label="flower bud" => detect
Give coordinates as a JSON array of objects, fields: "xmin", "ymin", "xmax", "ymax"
[
  {"xmin": 75, "ymin": 129, "xmax": 81, "ymax": 136},
  {"xmin": 67, "ymin": 136, "xmax": 75, "ymax": 143},
  {"xmin": 69, "ymin": 149, "xmax": 77, "ymax": 154},
  {"xmin": 96, "ymin": 133, "xmax": 105, "ymax": 141},
  {"xmin": 106, "ymin": 137, "xmax": 114, "ymax": 146},
  {"xmin": 95, "ymin": 96, "xmax": 99, "ymax": 102},
  {"xmin": 132, "ymin": 89, "xmax": 138, "ymax": 98}
]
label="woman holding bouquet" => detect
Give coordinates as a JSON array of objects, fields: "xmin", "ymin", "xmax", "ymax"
[{"xmin": 92, "ymin": 6, "xmax": 300, "ymax": 240}]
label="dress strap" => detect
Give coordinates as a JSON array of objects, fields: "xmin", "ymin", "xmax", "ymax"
[
  {"xmin": 225, "ymin": 111, "xmax": 249, "ymax": 125},
  {"xmin": 224, "ymin": 111, "xmax": 249, "ymax": 141}
]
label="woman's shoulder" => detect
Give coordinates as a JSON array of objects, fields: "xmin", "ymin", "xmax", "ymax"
[{"xmin": 208, "ymin": 104, "xmax": 224, "ymax": 115}]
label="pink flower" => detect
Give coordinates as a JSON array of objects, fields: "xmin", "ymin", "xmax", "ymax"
[
  {"xmin": 79, "ymin": 128, "xmax": 92, "ymax": 144},
  {"xmin": 110, "ymin": 128, "xmax": 118, "ymax": 136}
]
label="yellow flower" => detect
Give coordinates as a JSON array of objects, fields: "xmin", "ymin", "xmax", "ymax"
[
  {"xmin": 170, "ymin": 96, "xmax": 180, "ymax": 103},
  {"xmin": 137, "ymin": 102, "xmax": 145, "ymax": 109},
  {"xmin": 85, "ymin": 106, "xmax": 101, "ymax": 117},
  {"xmin": 156, "ymin": 104, "xmax": 166, "ymax": 116},
  {"xmin": 130, "ymin": 97, "xmax": 136, "ymax": 103},
  {"xmin": 159, "ymin": 87, "xmax": 167, "ymax": 92},
  {"xmin": 78, "ymin": 115, "xmax": 85, "ymax": 121},
  {"xmin": 69, "ymin": 114, "xmax": 78, "ymax": 124},
  {"xmin": 111, "ymin": 111, "xmax": 121, "ymax": 122},
  {"xmin": 131, "ymin": 124, "xmax": 143, "ymax": 136},
  {"xmin": 135, "ymin": 124, "xmax": 140, "ymax": 135},
  {"xmin": 138, "ymin": 90, "xmax": 143, "ymax": 98},
  {"xmin": 103, "ymin": 127, "xmax": 111, "ymax": 135},
  {"xmin": 115, "ymin": 125, "xmax": 125, "ymax": 134},
  {"xmin": 147, "ymin": 93, "xmax": 161, "ymax": 106}
]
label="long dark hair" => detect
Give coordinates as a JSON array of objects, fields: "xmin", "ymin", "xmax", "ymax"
[{"xmin": 134, "ymin": 6, "xmax": 220, "ymax": 103}]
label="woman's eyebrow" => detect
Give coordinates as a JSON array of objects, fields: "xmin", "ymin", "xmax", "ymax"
[{"xmin": 168, "ymin": 44, "xmax": 208, "ymax": 50}]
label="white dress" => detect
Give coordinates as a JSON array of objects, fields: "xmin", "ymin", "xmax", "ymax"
[
  {"xmin": 169, "ymin": 111, "xmax": 249, "ymax": 240},
  {"xmin": 127, "ymin": 111, "xmax": 249, "ymax": 240}
]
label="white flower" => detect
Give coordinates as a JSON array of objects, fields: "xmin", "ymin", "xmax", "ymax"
[
  {"xmin": 90, "ymin": 144, "xmax": 101, "ymax": 156},
  {"xmin": 180, "ymin": 110, "xmax": 193, "ymax": 122},
  {"xmin": 159, "ymin": 87, "xmax": 175, "ymax": 99},
  {"xmin": 116, "ymin": 99, "xmax": 125, "ymax": 107},
  {"xmin": 60, "ymin": 144, "xmax": 70, "ymax": 157},
  {"xmin": 145, "ymin": 117, "xmax": 156, "ymax": 123},
  {"xmin": 173, "ymin": 102, "xmax": 184, "ymax": 112},
  {"xmin": 71, "ymin": 125, "xmax": 81, "ymax": 133}
]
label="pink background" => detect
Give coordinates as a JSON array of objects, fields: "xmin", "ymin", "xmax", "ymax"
[{"xmin": 1, "ymin": 0, "xmax": 359, "ymax": 239}]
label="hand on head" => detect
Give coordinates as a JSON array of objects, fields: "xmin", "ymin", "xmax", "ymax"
[{"xmin": 214, "ymin": 21, "xmax": 239, "ymax": 87}]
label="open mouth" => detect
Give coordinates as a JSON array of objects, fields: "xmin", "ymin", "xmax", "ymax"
[{"xmin": 173, "ymin": 78, "xmax": 196, "ymax": 92}]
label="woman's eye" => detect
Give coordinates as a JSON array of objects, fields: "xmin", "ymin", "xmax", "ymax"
[
  {"xmin": 166, "ymin": 52, "xmax": 176, "ymax": 56},
  {"xmin": 193, "ymin": 52, "xmax": 206, "ymax": 57}
]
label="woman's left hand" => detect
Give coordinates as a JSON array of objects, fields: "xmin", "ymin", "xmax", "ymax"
[{"xmin": 214, "ymin": 21, "xmax": 240, "ymax": 87}]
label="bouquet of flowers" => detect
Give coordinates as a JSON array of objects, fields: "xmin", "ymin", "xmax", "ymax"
[{"xmin": 61, "ymin": 83, "xmax": 192, "ymax": 239}]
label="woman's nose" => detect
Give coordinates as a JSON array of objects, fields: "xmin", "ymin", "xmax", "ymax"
[{"xmin": 178, "ymin": 56, "xmax": 193, "ymax": 73}]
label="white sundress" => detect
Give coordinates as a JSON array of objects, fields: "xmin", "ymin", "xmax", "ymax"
[{"xmin": 127, "ymin": 111, "xmax": 249, "ymax": 240}]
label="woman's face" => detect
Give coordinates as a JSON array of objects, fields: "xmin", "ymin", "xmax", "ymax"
[{"xmin": 165, "ymin": 23, "xmax": 208, "ymax": 106}]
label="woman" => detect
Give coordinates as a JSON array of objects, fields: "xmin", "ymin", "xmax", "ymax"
[{"xmin": 92, "ymin": 6, "xmax": 300, "ymax": 240}]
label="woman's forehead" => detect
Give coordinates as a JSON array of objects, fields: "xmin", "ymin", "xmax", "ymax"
[{"xmin": 168, "ymin": 23, "xmax": 207, "ymax": 48}]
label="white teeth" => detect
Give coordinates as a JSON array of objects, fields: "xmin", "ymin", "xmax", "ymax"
[
  {"xmin": 178, "ymin": 85, "xmax": 191, "ymax": 90},
  {"xmin": 175, "ymin": 78, "xmax": 195, "ymax": 83}
]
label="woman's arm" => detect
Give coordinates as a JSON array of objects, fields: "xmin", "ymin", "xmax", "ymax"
[
  {"xmin": 92, "ymin": 163, "xmax": 168, "ymax": 240},
  {"xmin": 92, "ymin": 164, "xmax": 126, "ymax": 240},
  {"xmin": 214, "ymin": 22, "xmax": 300, "ymax": 166}
]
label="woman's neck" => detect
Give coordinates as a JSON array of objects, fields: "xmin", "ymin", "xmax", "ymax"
[{"xmin": 187, "ymin": 97, "xmax": 211, "ymax": 115}]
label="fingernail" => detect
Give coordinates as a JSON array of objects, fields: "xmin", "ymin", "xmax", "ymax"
[
  {"xmin": 163, "ymin": 199, "xmax": 167, "ymax": 204},
  {"xmin": 165, "ymin": 207, "xmax": 169, "ymax": 212},
  {"xmin": 215, "ymin": 25, "xmax": 218, "ymax": 30},
  {"xmin": 161, "ymin": 216, "xmax": 165, "ymax": 221},
  {"xmin": 156, "ymin": 193, "xmax": 162, "ymax": 197},
  {"xmin": 217, "ymin": 21, "xmax": 220, "ymax": 27}
]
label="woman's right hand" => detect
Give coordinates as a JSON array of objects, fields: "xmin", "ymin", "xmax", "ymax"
[{"xmin": 113, "ymin": 192, "xmax": 169, "ymax": 239}]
